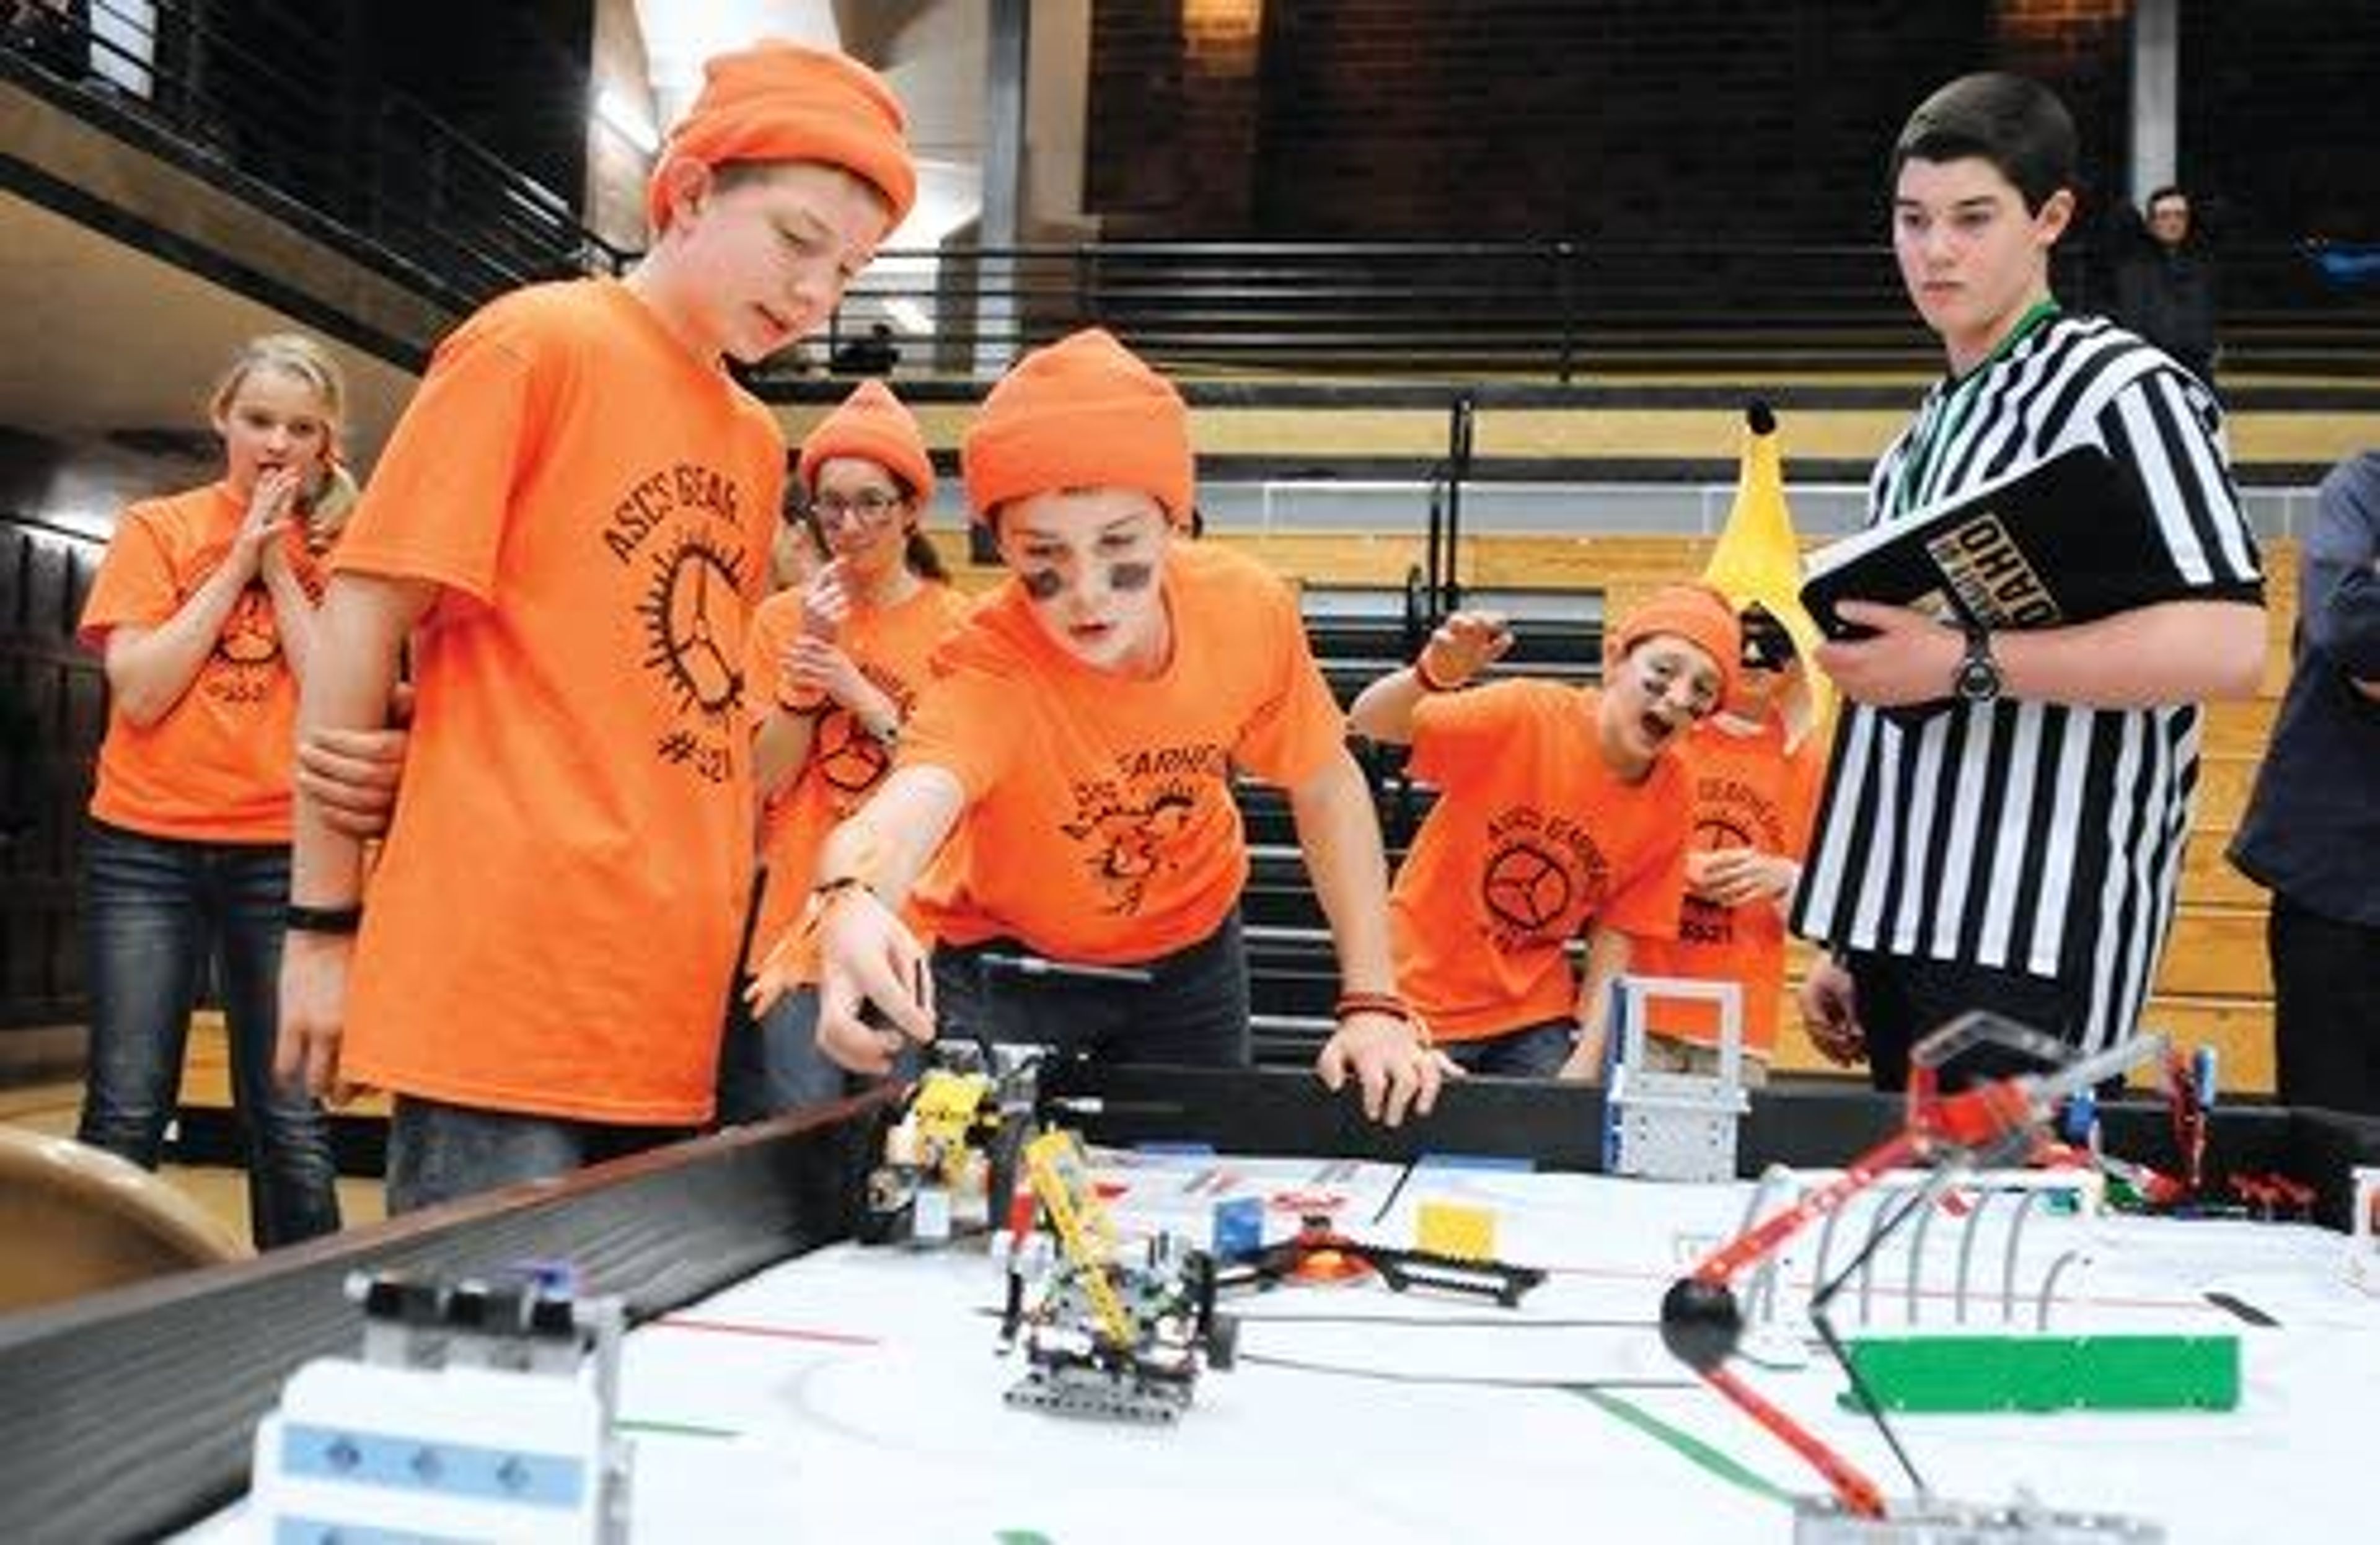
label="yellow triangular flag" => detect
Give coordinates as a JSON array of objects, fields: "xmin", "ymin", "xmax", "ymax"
[{"xmin": 1702, "ymin": 403, "xmax": 1833, "ymax": 744}]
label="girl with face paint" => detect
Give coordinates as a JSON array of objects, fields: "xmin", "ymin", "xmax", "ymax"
[
  {"xmin": 749, "ymin": 329, "xmax": 1454, "ymax": 1129},
  {"xmin": 721, "ymin": 381, "xmax": 972, "ymax": 1121}
]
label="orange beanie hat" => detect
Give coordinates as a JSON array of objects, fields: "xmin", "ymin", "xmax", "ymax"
[
  {"xmin": 798, "ymin": 380, "xmax": 934, "ymax": 502},
  {"xmin": 961, "ymin": 328, "xmax": 1194, "ymax": 526},
  {"xmin": 1608, "ymin": 582, "xmax": 1743, "ymax": 707},
  {"xmin": 646, "ymin": 42, "xmax": 915, "ymax": 237}
]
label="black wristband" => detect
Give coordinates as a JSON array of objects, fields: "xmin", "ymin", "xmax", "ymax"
[{"xmin": 284, "ymin": 902, "xmax": 364, "ymax": 935}]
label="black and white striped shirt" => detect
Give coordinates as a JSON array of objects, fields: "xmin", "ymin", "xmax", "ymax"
[{"xmin": 1791, "ymin": 313, "xmax": 2264, "ymax": 1052}]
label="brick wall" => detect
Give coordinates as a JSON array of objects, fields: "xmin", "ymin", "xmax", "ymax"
[
  {"xmin": 1086, "ymin": 0, "xmax": 2380, "ymax": 247},
  {"xmin": 2183, "ymin": 0, "xmax": 2380, "ymax": 244},
  {"xmin": 1091, "ymin": 0, "xmax": 1997, "ymax": 240}
]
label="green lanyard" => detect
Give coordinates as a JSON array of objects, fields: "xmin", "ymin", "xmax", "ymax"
[{"xmin": 1887, "ymin": 298, "xmax": 2061, "ymax": 517}]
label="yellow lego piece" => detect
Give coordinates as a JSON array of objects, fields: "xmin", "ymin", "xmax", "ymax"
[
  {"xmin": 910, "ymin": 1069, "xmax": 990, "ymax": 1138},
  {"xmin": 1416, "ymin": 1199, "xmax": 1497, "ymax": 1261}
]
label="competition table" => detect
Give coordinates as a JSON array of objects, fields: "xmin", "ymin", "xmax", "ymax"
[{"xmin": 4, "ymin": 1070, "xmax": 2377, "ymax": 1544}]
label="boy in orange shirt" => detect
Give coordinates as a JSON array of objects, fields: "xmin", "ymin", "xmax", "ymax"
[
  {"xmin": 750, "ymin": 328, "xmax": 1448, "ymax": 1127},
  {"xmin": 275, "ymin": 43, "xmax": 915, "ymax": 1210},
  {"xmin": 1348, "ymin": 584, "xmax": 1739, "ymax": 1080},
  {"xmin": 720, "ymin": 380, "xmax": 972, "ymax": 1119},
  {"xmin": 1632, "ymin": 605, "xmax": 1827, "ymax": 1083}
]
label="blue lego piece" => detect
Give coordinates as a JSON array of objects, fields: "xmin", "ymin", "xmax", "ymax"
[{"xmin": 1211, "ymin": 1195, "xmax": 1265, "ymax": 1261}]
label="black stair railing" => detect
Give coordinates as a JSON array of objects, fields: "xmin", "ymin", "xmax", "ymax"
[{"xmin": 4, "ymin": 0, "xmax": 628, "ymax": 309}]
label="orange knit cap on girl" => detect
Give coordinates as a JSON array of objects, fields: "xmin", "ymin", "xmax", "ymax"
[
  {"xmin": 798, "ymin": 379, "xmax": 935, "ymax": 500},
  {"xmin": 1608, "ymin": 582, "xmax": 1743, "ymax": 707},
  {"xmin": 645, "ymin": 41, "xmax": 917, "ymax": 236},
  {"xmin": 961, "ymin": 328, "xmax": 1195, "ymax": 524}
]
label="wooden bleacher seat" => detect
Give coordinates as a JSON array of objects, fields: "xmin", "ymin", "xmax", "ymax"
[{"xmin": 0, "ymin": 1127, "xmax": 247, "ymax": 1314}]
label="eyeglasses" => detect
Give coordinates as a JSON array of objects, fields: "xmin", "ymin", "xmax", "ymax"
[{"xmin": 811, "ymin": 489, "xmax": 905, "ymax": 525}]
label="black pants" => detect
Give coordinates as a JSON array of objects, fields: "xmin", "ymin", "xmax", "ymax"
[
  {"xmin": 1846, "ymin": 950, "xmax": 2086, "ymax": 1093},
  {"xmin": 931, "ymin": 909, "xmax": 1252, "ymax": 1068},
  {"xmin": 2270, "ymin": 894, "xmax": 2380, "ymax": 1117}
]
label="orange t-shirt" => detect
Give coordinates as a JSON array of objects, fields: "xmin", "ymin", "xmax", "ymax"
[
  {"xmin": 906, "ymin": 543, "xmax": 1345, "ymax": 965},
  {"xmin": 79, "ymin": 483, "xmax": 324, "ymax": 843},
  {"xmin": 743, "ymin": 579, "xmax": 974, "ymax": 973},
  {"xmin": 332, "ymin": 278, "xmax": 785, "ymax": 1124},
  {"xmin": 1634, "ymin": 713, "xmax": 1827, "ymax": 1055},
  {"xmin": 1391, "ymin": 683, "xmax": 1691, "ymax": 1043}
]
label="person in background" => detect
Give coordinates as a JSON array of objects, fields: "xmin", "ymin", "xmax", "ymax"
[
  {"xmin": 831, "ymin": 320, "xmax": 901, "ymax": 377},
  {"xmin": 2229, "ymin": 450, "xmax": 2380, "ymax": 1116},
  {"xmin": 76, "ymin": 332, "xmax": 354, "ymax": 1248},
  {"xmin": 1632, "ymin": 605, "xmax": 1826, "ymax": 1084},
  {"xmin": 719, "ymin": 381, "xmax": 971, "ymax": 1119},
  {"xmin": 2112, "ymin": 184, "xmax": 2219, "ymax": 387}
]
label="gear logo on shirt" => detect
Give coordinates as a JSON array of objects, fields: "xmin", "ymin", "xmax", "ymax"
[
  {"xmin": 814, "ymin": 711, "xmax": 889, "ymax": 799},
  {"xmin": 1694, "ymin": 813, "xmax": 1756, "ymax": 854},
  {"xmin": 1478, "ymin": 815, "xmax": 1610, "ymax": 949},
  {"xmin": 204, "ymin": 584, "xmax": 280, "ymax": 705},
  {"xmin": 1483, "ymin": 841, "xmax": 1574, "ymax": 935},
  {"xmin": 638, "ymin": 532, "xmax": 746, "ymax": 724}
]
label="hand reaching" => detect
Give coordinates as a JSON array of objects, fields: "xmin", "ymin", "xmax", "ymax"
[
  {"xmin": 1315, "ymin": 1011, "xmax": 1459, "ymax": 1127},
  {"xmin": 1418, "ymin": 610, "xmax": 1515, "ymax": 689},
  {"xmin": 1799, "ymin": 957, "xmax": 1866, "ymax": 1067}
]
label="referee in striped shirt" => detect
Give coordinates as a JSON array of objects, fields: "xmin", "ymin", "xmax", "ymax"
[{"xmin": 1792, "ymin": 73, "xmax": 2267, "ymax": 1090}]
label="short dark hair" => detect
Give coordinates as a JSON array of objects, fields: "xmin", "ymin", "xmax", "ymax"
[
  {"xmin": 2145, "ymin": 185, "xmax": 2187, "ymax": 212},
  {"xmin": 1890, "ymin": 73, "xmax": 2076, "ymax": 214}
]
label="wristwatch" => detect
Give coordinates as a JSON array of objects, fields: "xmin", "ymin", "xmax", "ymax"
[{"xmin": 1953, "ymin": 626, "xmax": 2003, "ymax": 703}]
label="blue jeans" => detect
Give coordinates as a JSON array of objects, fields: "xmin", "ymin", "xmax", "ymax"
[
  {"xmin": 716, "ymin": 985, "xmax": 861, "ymax": 1123},
  {"xmin": 78, "ymin": 818, "xmax": 341, "ymax": 1248},
  {"xmin": 386, "ymin": 1096, "xmax": 693, "ymax": 1213},
  {"xmin": 932, "ymin": 909, "xmax": 1252, "ymax": 1068},
  {"xmin": 1439, "ymin": 1017, "xmax": 1576, "ymax": 1078}
]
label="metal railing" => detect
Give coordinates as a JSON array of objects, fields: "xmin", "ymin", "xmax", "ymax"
[
  {"xmin": 11, "ymin": 6, "xmax": 2374, "ymax": 382},
  {"xmin": 3, "ymin": 0, "xmax": 628, "ymax": 307},
  {"xmin": 804, "ymin": 237, "xmax": 2380, "ymax": 383},
  {"xmin": 801, "ymin": 239, "xmax": 1939, "ymax": 382}
]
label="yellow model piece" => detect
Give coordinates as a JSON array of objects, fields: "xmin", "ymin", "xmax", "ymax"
[
  {"xmin": 1416, "ymin": 1199, "xmax": 1498, "ymax": 1261},
  {"xmin": 1022, "ymin": 1130, "xmax": 1134, "ymax": 1351},
  {"xmin": 910, "ymin": 1068, "xmax": 994, "ymax": 1186}
]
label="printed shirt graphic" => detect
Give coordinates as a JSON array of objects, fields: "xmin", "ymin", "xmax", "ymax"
[
  {"xmin": 906, "ymin": 544, "xmax": 1344, "ymax": 965},
  {"xmin": 743, "ymin": 580, "xmax": 974, "ymax": 973},
  {"xmin": 330, "ymin": 278, "xmax": 784, "ymax": 1124},
  {"xmin": 79, "ymin": 482, "xmax": 324, "ymax": 842},
  {"xmin": 1633, "ymin": 715, "xmax": 1826, "ymax": 1055},
  {"xmin": 1391, "ymin": 682, "xmax": 1691, "ymax": 1042}
]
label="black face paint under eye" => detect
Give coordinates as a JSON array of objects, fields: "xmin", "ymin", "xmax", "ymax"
[
  {"xmin": 1108, "ymin": 561, "xmax": 1155, "ymax": 592},
  {"xmin": 1019, "ymin": 567, "xmax": 1064, "ymax": 601}
]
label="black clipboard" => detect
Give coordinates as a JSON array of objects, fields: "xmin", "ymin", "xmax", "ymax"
[{"xmin": 1800, "ymin": 445, "xmax": 2178, "ymax": 639}]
